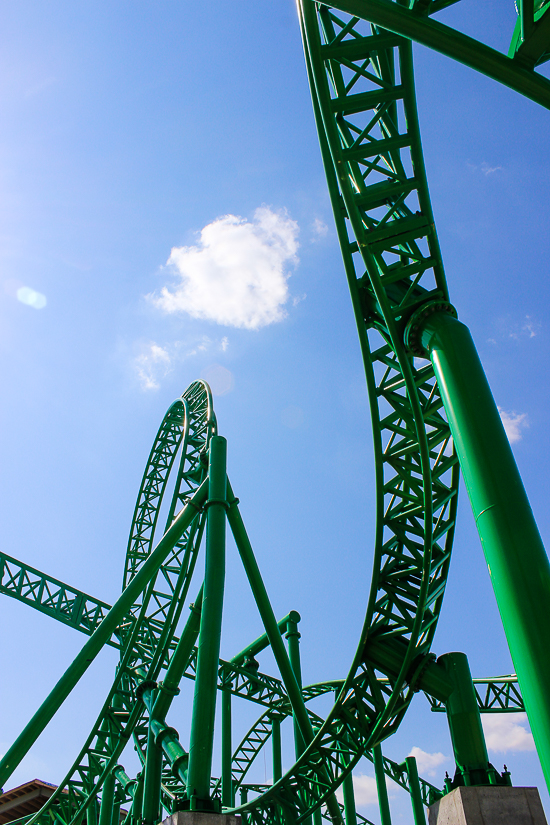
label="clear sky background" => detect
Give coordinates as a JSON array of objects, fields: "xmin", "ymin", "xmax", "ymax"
[{"xmin": 0, "ymin": 2, "xmax": 549, "ymax": 823}]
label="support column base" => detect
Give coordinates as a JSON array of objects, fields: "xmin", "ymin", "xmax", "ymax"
[
  {"xmin": 428, "ymin": 786, "xmax": 547, "ymax": 824},
  {"xmin": 163, "ymin": 814, "xmax": 240, "ymax": 825}
]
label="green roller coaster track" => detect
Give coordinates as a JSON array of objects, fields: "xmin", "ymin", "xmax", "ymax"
[{"xmin": 2, "ymin": 2, "xmax": 550, "ymax": 824}]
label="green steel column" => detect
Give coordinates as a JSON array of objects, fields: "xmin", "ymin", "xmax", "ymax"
[
  {"xmin": 226, "ymin": 481, "xmax": 343, "ymax": 825},
  {"xmin": 222, "ymin": 689, "xmax": 233, "ymax": 807},
  {"xmin": 373, "ymin": 745, "xmax": 392, "ymax": 825},
  {"xmin": 413, "ymin": 311, "xmax": 550, "ymax": 790},
  {"xmin": 271, "ymin": 716, "xmax": 282, "ymax": 783},
  {"xmin": 438, "ymin": 652, "xmax": 489, "ymax": 784},
  {"xmin": 187, "ymin": 436, "xmax": 227, "ymax": 807},
  {"xmin": 131, "ymin": 773, "xmax": 144, "ymax": 825},
  {"xmin": 142, "ymin": 710, "xmax": 163, "ymax": 825},
  {"xmin": 404, "ymin": 757, "xmax": 425, "ymax": 825},
  {"xmin": 240, "ymin": 787, "xmax": 248, "ymax": 825},
  {"xmin": 87, "ymin": 796, "xmax": 98, "ymax": 825},
  {"xmin": 0, "ymin": 479, "xmax": 208, "ymax": 788},
  {"xmin": 99, "ymin": 771, "xmax": 116, "ymax": 825},
  {"xmin": 342, "ymin": 771, "xmax": 357, "ymax": 825},
  {"xmin": 112, "ymin": 796, "xmax": 121, "ymax": 825},
  {"xmin": 285, "ymin": 614, "xmax": 305, "ymax": 759}
]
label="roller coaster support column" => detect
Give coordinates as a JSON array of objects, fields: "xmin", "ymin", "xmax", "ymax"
[
  {"xmin": 404, "ymin": 757, "xmax": 425, "ymax": 825},
  {"xmin": 438, "ymin": 653, "xmax": 491, "ymax": 786},
  {"xmin": 142, "ymin": 592, "xmax": 204, "ymax": 824},
  {"xmin": 406, "ymin": 306, "xmax": 550, "ymax": 790},
  {"xmin": 0, "ymin": 478, "xmax": 208, "ymax": 788},
  {"xmin": 226, "ymin": 480, "xmax": 344, "ymax": 825},
  {"xmin": 373, "ymin": 745, "xmax": 392, "ymax": 825},
  {"xmin": 222, "ymin": 689, "xmax": 233, "ymax": 807},
  {"xmin": 285, "ymin": 612, "xmax": 305, "ymax": 758},
  {"xmin": 187, "ymin": 436, "xmax": 228, "ymax": 810},
  {"xmin": 271, "ymin": 715, "xmax": 282, "ymax": 783}
]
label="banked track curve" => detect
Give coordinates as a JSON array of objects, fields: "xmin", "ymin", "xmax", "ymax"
[{"xmin": 0, "ymin": 9, "xmax": 463, "ymax": 825}]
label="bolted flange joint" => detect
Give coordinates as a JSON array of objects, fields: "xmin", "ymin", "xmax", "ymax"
[{"xmin": 404, "ymin": 299, "xmax": 457, "ymax": 358}]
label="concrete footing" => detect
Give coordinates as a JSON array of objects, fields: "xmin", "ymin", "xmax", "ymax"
[
  {"xmin": 162, "ymin": 813, "xmax": 240, "ymax": 825},
  {"xmin": 428, "ymin": 786, "xmax": 547, "ymax": 824}
]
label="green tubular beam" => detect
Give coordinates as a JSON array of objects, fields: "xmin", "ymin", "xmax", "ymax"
[
  {"xmin": 404, "ymin": 758, "xmax": 425, "ymax": 825},
  {"xmin": 0, "ymin": 478, "xmax": 208, "ymax": 789},
  {"xmin": 342, "ymin": 772, "xmax": 356, "ymax": 825},
  {"xmin": 222, "ymin": 690, "xmax": 234, "ymax": 807},
  {"xmin": 231, "ymin": 612, "xmax": 301, "ymax": 667},
  {"xmin": 373, "ymin": 746, "xmax": 391, "ymax": 825},
  {"xmin": 271, "ymin": 717, "xmax": 282, "ymax": 784},
  {"xmin": 437, "ymin": 653, "xmax": 490, "ymax": 785},
  {"xmin": 142, "ymin": 696, "xmax": 163, "ymax": 825},
  {"xmin": 411, "ymin": 310, "xmax": 550, "ymax": 790},
  {"xmin": 226, "ymin": 482, "xmax": 344, "ymax": 825},
  {"xmin": 298, "ymin": 0, "xmax": 459, "ymax": 758},
  {"xmin": 2, "ymin": 385, "xmax": 215, "ymax": 825},
  {"xmin": 286, "ymin": 614, "xmax": 306, "ymax": 759},
  {"xmin": 226, "ymin": 484, "xmax": 315, "ymax": 752},
  {"xmin": 322, "ymin": 0, "xmax": 550, "ymax": 110},
  {"xmin": 187, "ymin": 436, "xmax": 228, "ymax": 807},
  {"xmin": 99, "ymin": 772, "xmax": 116, "ymax": 825}
]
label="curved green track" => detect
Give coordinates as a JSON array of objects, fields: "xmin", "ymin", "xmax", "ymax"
[{"xmin": 1, "ymin": 2, "xmax": 547, "ymax": 824}]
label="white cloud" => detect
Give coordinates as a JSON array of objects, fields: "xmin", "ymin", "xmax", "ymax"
[
  {"xmin": 311, "ymin": 218, "xmax": 328, "ymax": 240},
  {"xmin": 408, "ymin": 747, "xmax": 449, "ymax": 777},
  {"xmin": 522, "ymin": 315, "xmax": 539, "ymax": 338},
  {"xmin": 482, "ymin": 713, "xmax": 535, "ymax": 753},
  {"xmin": 498, "ymin": 407, "xmax": 528, "ymax": 443},
  {"xmin": 151, "ymin": 207, "xmax": 299, "ymax": 330},
  {"xmin": 132, "ymin": 337, "xmax": 225, "ymax": 391},
  {"xmin": 135, "ymin": 342, "xmax": 171, "ymax": 391},
  {"xmin": 480, "ymin": 162, "xmax": 502, "ymax": 175},
  {"xmin": 221, "ymin": 336, "xmax": 229, "ymax": 352}
]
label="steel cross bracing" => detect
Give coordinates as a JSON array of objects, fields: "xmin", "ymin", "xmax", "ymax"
[
  {"xmin": 1, "ymin": 379, "xmax": 456, "ymax": 825},
  {"xmin": 2, "ymin": 2, "xmax": 549, "ymax": 824},
  {"xmin": 298, "ymin": 0, "xmax": 459, "ymax": 762},
  {"xmin": 0, "ymin": 551, "xmax": 521, "ymax": 810},
  {"xmin": 0, "ymin": 383, "xmax": 215, "ymax": 825}
]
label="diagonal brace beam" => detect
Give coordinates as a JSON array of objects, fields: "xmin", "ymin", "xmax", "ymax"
[{"xmin": 321, "ymin": 0, "xmax": 550, "ymax": 109}]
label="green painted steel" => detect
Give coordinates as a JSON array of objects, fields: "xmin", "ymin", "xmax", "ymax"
[
  {"xmin": 437, "ymin": 653, "xmax": 490, "ymax": 785},
  {"xmin": 187, "ymin": 436, "xmax": 228, "ymax": 808},
  {"xmin": 404, "ymin": 757, "xmax": 425, "ymax": 825},
  {"xmin": 415, "ymin": 311, "xmax": 550, "ymax": 790},
  {"xmin": 322, "ymin": 0, "xmax": 550, "ymax": 109},
  {"xmin": 428, "ymin": 676, "xmax": 524, "ymax": 714},
  {"xmin": 2, "ymin": 1, "xmax": 550, "ymax": 822},
  {"xmin": 373, "ymin": 745, "xmax": 392, "ymax": 825}
]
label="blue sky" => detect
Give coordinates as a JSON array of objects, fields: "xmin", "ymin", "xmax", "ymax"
[{"xmin": 1, "ymin": 1, "xmax": 550, "ymax": 822}]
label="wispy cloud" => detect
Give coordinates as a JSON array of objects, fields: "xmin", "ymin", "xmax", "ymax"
[
  {"xmin": 150, "ymin": 207, "xmax": 299, "ymax": 330},
  {"xmin": 467, "ymin": 161, "xmax": 502, "ymax": 176},
  {"xmin": 132, "ymin": 336, "xmax": 227, "ymax": 391},
  {"xmin": 135, "ymin": 342, "xmax": 172, "ymax": 391},
  {"xmin": 408, "ymin": 747, "xmax": 449, "ymax": 777},
  {"xmin": 492, "ymin": 314, "xmax": 541, "ymax": 343},
  {"xmin": 498, "ymin": 407, "xmax": 528, "ymax": 443},
  {"xmin": 482, "ymin": 713, "xmax": 535, "ymax": 753},
  {"xmin": 311, "ymin": 218, "xmax": 328, "ymax": 241}
]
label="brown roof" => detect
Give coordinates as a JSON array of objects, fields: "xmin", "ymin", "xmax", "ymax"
[{"xmin": 0, "ymin": 779, "xmax": 57, "ymax": 825}]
